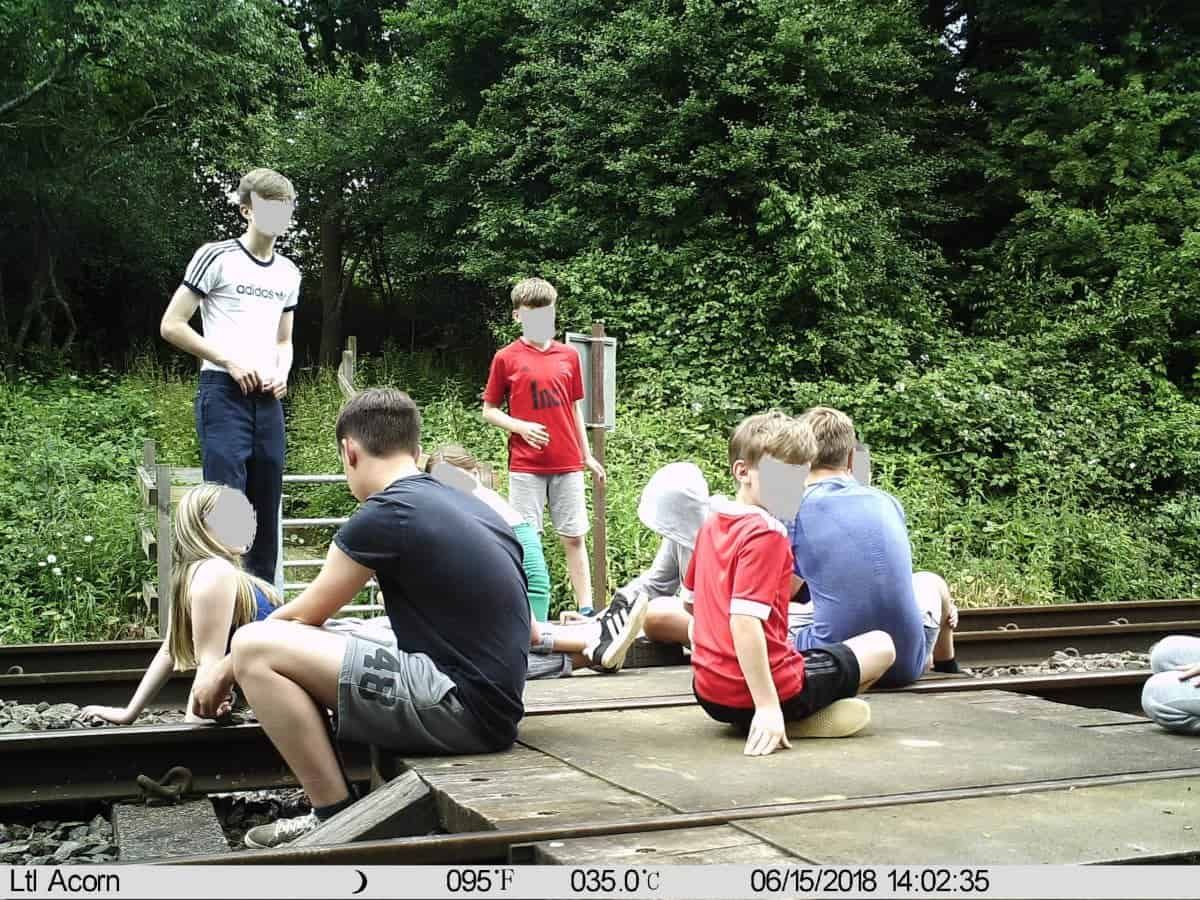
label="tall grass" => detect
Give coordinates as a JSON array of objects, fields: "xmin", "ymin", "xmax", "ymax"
[{"xmin": 2, "ymin": 351, "xmax": 1197, "ymax": 643}]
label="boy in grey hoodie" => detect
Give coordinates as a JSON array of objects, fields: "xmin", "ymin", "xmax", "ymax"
[{"xmin": 613, "ymin": 462, "xmax": 711, "ymax": 646}]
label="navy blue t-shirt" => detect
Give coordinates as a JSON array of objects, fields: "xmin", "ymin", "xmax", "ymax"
[{"xmin": 333, "ymin": 473, "xmax": 530, "ymax": 748}]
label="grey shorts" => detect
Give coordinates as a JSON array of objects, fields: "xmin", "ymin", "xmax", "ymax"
[
  {"xmin": 327, "ymin": 619, "xmax": 492, "ymax": 755},
  {"xmin": 509, "ymin": 470, "xmax": 588, "ymax": 536}
]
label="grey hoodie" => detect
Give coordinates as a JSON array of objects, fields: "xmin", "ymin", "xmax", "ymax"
[{"xmin": 619, "ymin": 462, "xmax": 711, "ymax": 601}]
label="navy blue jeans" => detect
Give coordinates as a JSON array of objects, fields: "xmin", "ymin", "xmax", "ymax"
[{"xmin": 194, "ymin": 371, "xmax": 285, "ymax": 583}]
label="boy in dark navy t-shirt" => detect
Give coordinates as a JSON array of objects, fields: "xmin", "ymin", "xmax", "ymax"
[{"xmin": 193, "ymin": 388, "xmax": 530, "ymax": 849}]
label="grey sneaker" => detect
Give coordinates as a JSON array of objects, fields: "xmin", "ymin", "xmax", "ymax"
[
  {"xmin": 585, "ymin": 591, "xmax": 650, "ymax": 672},
  {"xmin": 243, "ymin": 811, "xmax": 319, "ymax": 849}
]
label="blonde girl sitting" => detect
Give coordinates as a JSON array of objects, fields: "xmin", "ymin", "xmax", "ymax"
[{"xmin": 80, "ymin": 484, "xmax": 278, "ymax": 725}]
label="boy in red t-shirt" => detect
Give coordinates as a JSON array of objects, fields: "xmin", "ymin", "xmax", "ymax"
[
  {"xmin": 482, "ymin": 278, "xmax": 607, "ymax": 613},
  {"xmin": 685, "ymin": 412, "xmax": 896, "ymax": 756}
]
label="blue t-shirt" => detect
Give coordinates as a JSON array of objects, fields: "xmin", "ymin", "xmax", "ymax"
[
  {"xmin": 334, "ymin": 473, "xmax": 530, "ymax": 749},
  {"xmin": 252, "ymin": 585, "xmax": 273, "ymax": 621},
  {"xmin": 224, "ymin": 584, "xmax": 274, "ymax": 655},
  {"xmin": 790, "ymin": 476, "xmax": 925, "ymax": 686}
]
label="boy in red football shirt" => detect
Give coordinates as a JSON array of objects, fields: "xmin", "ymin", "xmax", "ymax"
[
  {"xmin": 482, "ymin": 278, "xmax": 607, "ymax": 613},
  {"xmin": 685, "ymin": 412, "xmax": 896, "ymax": 756}
]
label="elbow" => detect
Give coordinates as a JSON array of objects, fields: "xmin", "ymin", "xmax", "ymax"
[{"xmin": 159, "ymin": 317, "xmax": 176, "ymax": 343}]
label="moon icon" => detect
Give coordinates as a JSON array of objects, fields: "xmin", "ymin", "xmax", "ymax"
[{"xmin": 353, "ymin": 869, "xmax": 367, "ymax": 894}]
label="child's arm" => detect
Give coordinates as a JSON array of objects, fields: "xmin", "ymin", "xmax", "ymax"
[
  {"xmin": 270, "ymin": 541, "xmax": 372, "ymax": 625},
  {"xmin": 483, "ymin": 401, "xmax": 549, "ymax": 449},
  {"xmin": 160, "ymin": 285, "xmax": 263, "ymax": 394},
  {"xmin": 79, "ymin": 642, "xmax": 175, "ymax": 726},
  {"xmin": 573, "ymin": 400, "xmax": 606, "ymax": 482},
  {"xmin": 262, "ymin": 310, "xmax": 294, "ymax": 399},
  {"xmin": 730, "ymin": 615, "xmax": 791, "ymax": 756},
  {"xmin": 188, "ymin": 562, "xmax": 241, "ymax": 721}
]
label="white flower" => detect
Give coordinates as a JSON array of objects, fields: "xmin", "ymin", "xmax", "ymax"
[
  {"xmin": 894, "ymin": 382, "xmax": 906, "ymax": 393},
  {"xmin": 52, "ymin": 567, "xmax": 61, "ymax": 576},
  {"xmin": 38, "ymin": 561, "xmax": 46, "ymax": 567},
  {"xmin": 83, "ymin": 535, "xmax": 94, "ymax": 544},
  {"xmin": 69, "ymin": 375, "xmax": 78, "ymax": 381},
  {"xmin": 46, "ymin": 554, "xmax": 56, "ymax": 564},
  {"xmin": 75, "ymin": 576, "xmax": 82, "ymax": 583},
  {"xmin": 1129, "ymin": 462, "xmax": 1136, "ymax": 469}
]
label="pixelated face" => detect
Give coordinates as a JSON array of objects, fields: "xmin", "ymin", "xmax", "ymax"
[
  {"xmin": 430, "ymin": 461, "xmax": 477, "ymax": 495},
  {"xmin": 757, "ymin": 455, "xmax": 809, "ymax": 523},
  {"xmin": 516, "ymin": 304, "xmax": 555, "ymax": 342},
  {"xmin": 206, "ymin": 487, "xmax": 257, "ymax": 552},
  {"xmin": 250, "ymin": 192, "xmax": 294, "ymax": 236}
]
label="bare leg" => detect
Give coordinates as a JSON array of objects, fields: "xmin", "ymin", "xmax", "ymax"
[
  {"xmin": 913, "ymin": 571, "xmax": 956, "ymax": 664},
  {"xmin": 644, "ymin": 596, "xmax": 693, "ymax": 648},
  {"xmin": 560, "ymin": 533, "xmax": 593, "ymax": 610},
  {"xmin": 535, "ymin": 620, "xmax": 600, "ymax": 654},
  {"xmin": 231, "ymin": 620, "xmax": 350, "ymax": 808},
  {"xmin": 841, "ymin": 630, "xmax": 896, "ymax": 692}
]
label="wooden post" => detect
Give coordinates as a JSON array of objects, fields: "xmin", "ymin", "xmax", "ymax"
[
  {"xmin": 155, "ymin": 464, "xmax": 172, "ymax": 633},
  {"xmin": 347, "ymin": 335, "xmax": 357, "ymax": 384},
  {"xmin": 589, "ymin": 321, "xmax": 608, "ymax": 611},
  {"xmin": 142, "ymin": 439, "xmax": 155, "ymax": 472}
]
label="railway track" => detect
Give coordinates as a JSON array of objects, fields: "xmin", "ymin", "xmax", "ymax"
[
  {"xmin": 3, "ymin": 599, "xmax": 1196, "ymax": 676},
  {"xmin": 0, "ymin": 669, "xmax": 1150, "ymax": 809},
  {"xmin": 167, "ymin": 765, "xmax": 1200, "ymax": 866},
  {"xmin": 0, "ymin": 600, "xmax": 1189, "ymax": 708}
]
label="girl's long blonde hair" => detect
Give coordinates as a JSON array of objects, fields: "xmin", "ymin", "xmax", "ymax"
[{"xmin": 167, "ymin": 484, "xmax": 280, "ymax": 670}]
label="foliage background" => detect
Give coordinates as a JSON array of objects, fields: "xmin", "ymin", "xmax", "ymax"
[{"xmin": 2, "ymin": 0, "xmax": 1199, "ymax": 639}]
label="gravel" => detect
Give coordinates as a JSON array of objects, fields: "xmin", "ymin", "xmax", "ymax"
[
  {"xmin": 962, "ymin": 649, "xmax": 1151, "ymax": 679},
  {"xmin": 0, "ymin": 700, "xmax": 254, "ymax": 733},
  {"xmin": 210, "ymin": 789, "xmax": 311, "ymax": 851},
  {"xmin": 0, "ymin": 814, "xmax": 115, "ymax": 866}
]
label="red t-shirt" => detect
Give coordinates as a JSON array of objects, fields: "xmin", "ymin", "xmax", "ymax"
[
  {"xmin": 483, "ymin": 339, "xmax": 586, "ymax": 474},
  {"xmin": 684, "ymin": 496, "xmax": 806, "ymax": 709}
]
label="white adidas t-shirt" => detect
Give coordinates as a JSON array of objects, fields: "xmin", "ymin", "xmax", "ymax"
[{"xmin": 181, "ymin": 238, "xmax": 301, "ymax": 375}]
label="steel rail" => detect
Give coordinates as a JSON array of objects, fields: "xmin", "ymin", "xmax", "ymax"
[
  {"xmin": 0, "ymin": 721, "xmax": 370, "ymax": 809},
  {"xmin": 0, "ymin": 670, "xmax": 1149, "ymax": 808},
  {"xmin": 3, "ymin": 604, "xmax": 1196, "ymax": 680},
  {"xmin": 166, "ymin": 766, "xmax": 1200, "ymax": 866}
]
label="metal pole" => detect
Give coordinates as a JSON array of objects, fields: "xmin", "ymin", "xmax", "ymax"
[
  {"xmin": 155, "ymin": 465, "xmax": 172, "ymax": 634},
  {"xmin": 589, "ymin": 321, "xmax": 607, "ymax": 611}
]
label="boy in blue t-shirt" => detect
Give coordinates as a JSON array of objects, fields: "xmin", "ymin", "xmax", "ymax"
[{"xmin": 789, "ymin": 407, "xmax": 959, "ymax": 687}]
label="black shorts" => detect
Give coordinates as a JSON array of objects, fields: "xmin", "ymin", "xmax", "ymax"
[{"xmin": 695, "ymin": 643, "xmax": 861, "ymax": 730}]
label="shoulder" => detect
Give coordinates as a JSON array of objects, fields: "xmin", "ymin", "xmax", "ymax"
[
  {"xmin": 554, "ymin": 342, "xmax": 581, "ymax": 362},
  {"xmin": 473, "ymin": 486, "xmax": 522, "ymax": 526},
  {"xmin": 188, "ymin": 557, "xmax": 238, "ymax": 598},
  {"xmin": 275, "ymin": 253, "xmax": 301, "ymax": 278},
  {"xmin": 493, "ymin": 340, "xmax": 522, "ymax": 359},
  {"xmin": 191, "ymin": 239, "xmax": 240, "ymax": 262},
  {"xmin": 709, "ymin": 496, "xmax": 788, "ymax": 539}
]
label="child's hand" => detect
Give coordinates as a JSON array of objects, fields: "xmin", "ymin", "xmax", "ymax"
[
  {"xmin": 79, "ymin": 705, "xmax": 136, "ymax": 726},
  {"xmin": 745, "ymin": 705, "xmax": 791, "ymax": 756},
  {"xmin": 585, "ymin": 454, "xmax": 607, "ymax": 483},
  {"xmin": 1175, "ymin": 661, "xmax": 1200, "ymax": 685},
  {"xmin": 517, "ymin": 421, "xmax": 550, "ymax": 449}
]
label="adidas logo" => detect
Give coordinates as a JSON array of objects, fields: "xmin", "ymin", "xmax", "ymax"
[{"xmin": 235, "ymin": 284, "xmax": 288, "ymax": 300}]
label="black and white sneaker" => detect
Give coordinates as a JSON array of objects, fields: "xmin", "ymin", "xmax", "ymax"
[{"xmin": 584, "ymin": 591, "xmax": 650, "ymax": 672}]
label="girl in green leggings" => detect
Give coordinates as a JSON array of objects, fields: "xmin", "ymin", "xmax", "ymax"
[{"xmin": 425, "ymin": 446, "xmax": 648, "ymax": 676}]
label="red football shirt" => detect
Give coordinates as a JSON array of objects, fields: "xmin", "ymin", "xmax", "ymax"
[
  {"xmin": 483, "ymin": 339, "xmax": 586, "ymax": 474},
  {"xmin": 684, "ymin": 496, "xmax": 806, "ymax": 709}
]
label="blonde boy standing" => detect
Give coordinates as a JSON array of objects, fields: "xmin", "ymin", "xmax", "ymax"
[{"xmin": 482, "ymin": 278, "xmax": 606, "ymax": 613}]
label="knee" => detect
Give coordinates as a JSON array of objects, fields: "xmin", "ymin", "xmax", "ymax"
[
  {"xmin": 1149, "ymin": 635, "xmax": 1198, "ymax": 673},
  {"xmin": 230, "ymin": 620, "xmax": 274, "ymax": 679},
  {"xmin": 1141, "ymin": 672, "xmax": 1200, "ymax": 734},
  {"xmin": 863, "ymin": 630, "xmax": 896, "ymax": 670},
  {"xmin": 877, "ymin": 631, "xmax": 897, "ymax": 669}
]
